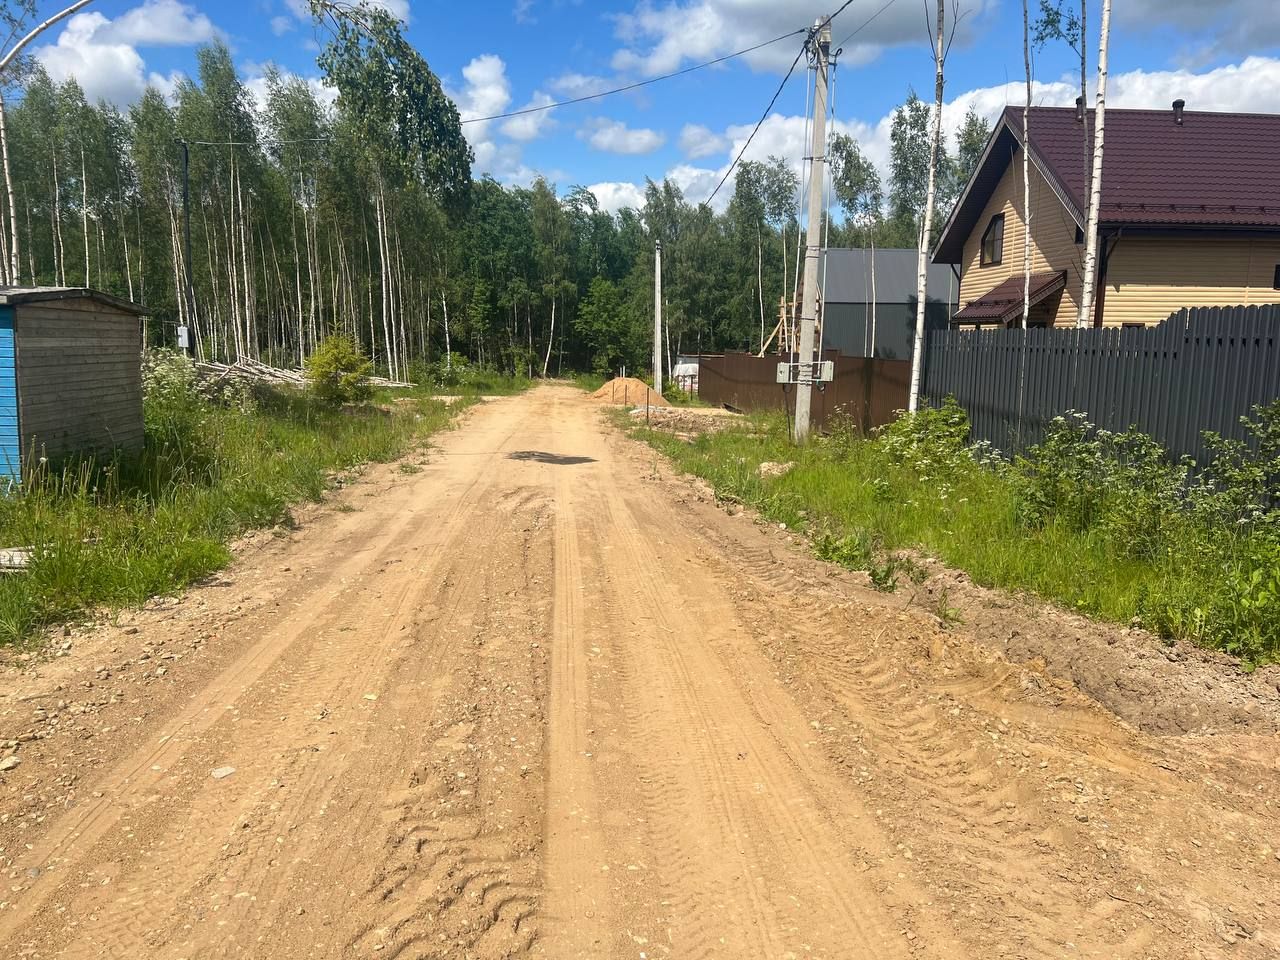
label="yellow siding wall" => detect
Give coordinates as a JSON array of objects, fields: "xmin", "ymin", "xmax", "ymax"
[
  {"xmin": 959, "ymin": 146, "xmax": 1084, "ymax": 326},
  {"xmin": 1102, "ymin": 237, "xmax": 1280, "ymax": 326}
]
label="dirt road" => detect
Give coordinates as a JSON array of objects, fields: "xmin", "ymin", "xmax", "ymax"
[{"xmin": 1, "ymin": 385, "xmax": 1278, "ymax": 959}]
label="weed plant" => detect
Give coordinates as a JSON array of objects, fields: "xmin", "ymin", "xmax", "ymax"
[
  {"xmin": 630, "ymin": 398, "xmax": 1280, "ymax": 667},
  {"xmin": 0, "ymin": 351, "xmax": 458, "ymax": 646}
]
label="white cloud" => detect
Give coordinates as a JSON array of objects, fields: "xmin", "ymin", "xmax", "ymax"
[
  {"xmin": 34, "ymin": 0, "xmax": 217, "ymax": 104},
  {"xmin": 549, "ymin": 72, "xmax": 613, "ymax": 98},
  {"xmin": 448, "ymin": 54, "xmax": 512, "ymax": 140},
  {"xmin": 500, "ymin": 92, "xmax": 557, "ymax": 141},
  {"xmin": 678, "ymin": 123, "xmax": 726, "ymax": 159},
  {"xmin": 445, "ymin": 54, "xmax": 559, "ymax": 183},
  {"xmin": 587, "ymin": 181, "xmax": 648, "ymax": 213},
  {"xmin": 97, "ymin": 0, "xmax": 216, "ymax": 45},
  {"xmin": 1119, "ymin": 0, "xmax": 1280, "ymax": 59},
  {"xmin": 270, "ymin": 15, "xmax": 294, "ymax": 36},
  {"xmin": 514, "ymin": 0, "xmax": 535, "ymax": 23},
  {"xmin": 589, "ymin": 55, "xmax": 1280, "ymax": 216},
  {"xmin": 582, "ymin": 118, "xmax": 665, "ymax": 154},
  {"xmin": 610, "ymin": 0, "xmax": 996, "ymax": 76}
]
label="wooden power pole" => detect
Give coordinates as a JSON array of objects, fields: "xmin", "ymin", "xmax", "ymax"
[
  {"xmin": 654, "ymin": 239, "xmax": 663, "ymax": 396},
  {"xmin": 794, "ymin": 19, "xmax": 831, "ymax": 443}
]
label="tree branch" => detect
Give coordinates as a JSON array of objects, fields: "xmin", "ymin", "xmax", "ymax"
[{"xmin": 0, "ymin": 0, "xmax": 93, "ymax": 75}]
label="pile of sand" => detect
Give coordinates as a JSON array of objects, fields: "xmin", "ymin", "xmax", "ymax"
[{"xmin": 590, "ymin": 377, "xmax": 671, "ymax": 407}]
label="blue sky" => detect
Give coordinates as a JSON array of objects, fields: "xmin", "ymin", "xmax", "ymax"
[{"xmin": 30, "ymin": 0, "xmax": 1280, "ymax": 211}]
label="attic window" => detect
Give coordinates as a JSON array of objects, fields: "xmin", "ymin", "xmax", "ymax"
[
  {"xmin": 981, "ymin": 214, "xmax": 1004, "ymax": 266},
  {"xmin": 1074, "ymin": 226, "xmax": 1084, "ymax": 244},
  {"xmin": 1273, "ymin": 264, "xmax": 1280, "ymax": 290}
]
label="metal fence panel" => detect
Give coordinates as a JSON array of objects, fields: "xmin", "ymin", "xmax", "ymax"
[
  {"xmin": 922, "ymin": 305, "xmax": 1280, "ymax": 462},
  {"xmin": 698, "ymin": 350, "xmax": 911, "ymax": 433}
]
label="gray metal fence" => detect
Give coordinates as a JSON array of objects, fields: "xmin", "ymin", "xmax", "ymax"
[{"xmin": 922, "ymin": 304, "xmax": 1280, "ymax": 462}]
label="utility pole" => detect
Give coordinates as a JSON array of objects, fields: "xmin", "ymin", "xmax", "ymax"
[
  {"xmin": 176, "ymin": 138, "xmax": 196, "ymax": 356},
  {"xmin": 653, "ymin": 239, "xmax": 663, "ymax": 396},
  {"xmin": 794, "ymin": 18, "xmax": 830, "ymax": 443}
]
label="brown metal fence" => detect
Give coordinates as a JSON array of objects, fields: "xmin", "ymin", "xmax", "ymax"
[{"xmin": 698, "ymin": 350, "xmax": 911, "ymax": 433}]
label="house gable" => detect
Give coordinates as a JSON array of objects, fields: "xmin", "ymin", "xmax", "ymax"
[
  {"xmin": 955, "ymin": 137, "xmax": 1085, "ymax": 328},
  {"xmin": 934, "ymin": 111, "xmax": 1083, "ymax": 267}
]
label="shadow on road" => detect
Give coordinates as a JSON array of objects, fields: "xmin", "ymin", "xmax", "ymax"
[{"xmin": 506, "ymin": 450, "xmax": 597, "ymax": 466}]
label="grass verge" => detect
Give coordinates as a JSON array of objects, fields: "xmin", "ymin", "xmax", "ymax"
[
  {"xmin": 622, "ymin": 402, "xmax": 1280, "ymax": 668},
  {"xmin": 0, "ymin": 355, "xmax": 465, "ymax": 647}
]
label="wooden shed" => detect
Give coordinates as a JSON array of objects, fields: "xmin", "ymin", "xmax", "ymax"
[{"xmin": 0, "ymin": 287, "xmax": 146, "ymax": 481}]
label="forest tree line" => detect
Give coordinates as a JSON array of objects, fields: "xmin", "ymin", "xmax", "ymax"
[{"xmin": 0, "ymin": 29, "xmax": 990, "ymax": 379}]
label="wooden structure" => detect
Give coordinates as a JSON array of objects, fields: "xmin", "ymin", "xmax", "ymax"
[
  {"xmin": 759, "ymin": 295, "xmax": 821, "ymax": 357},
  {"xmin": 0, "ymin": 287, "xmax": 146, "ymax": 482}
]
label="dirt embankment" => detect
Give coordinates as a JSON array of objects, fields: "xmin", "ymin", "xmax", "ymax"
[{"xmin": 589, "ymin": 376, "xmax": 669, "ymax": 406}]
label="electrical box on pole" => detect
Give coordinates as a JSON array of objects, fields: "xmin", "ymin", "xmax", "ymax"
[
  {"xmin": 793, "ymin": 18, "xmax": 831, "ymax": 443},
  {"xmin": 654, "ymin": 239, "xmax": 663, "ymax": 396}
]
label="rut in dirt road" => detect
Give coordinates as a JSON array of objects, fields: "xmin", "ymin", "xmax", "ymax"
[{"xmin": 1, "ymin": 385, "xmax": 1277, "ymax": 960}]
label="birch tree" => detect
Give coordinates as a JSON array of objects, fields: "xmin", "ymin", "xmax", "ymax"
[
  {"xmin": 1021, "ymin": 0, "xmax": 1033, "ymax": 328},
  {"xmin": 907, "ymin": 2, "xmax": 949, "ymax": 413},
  {"xmin": 1077, "ymin": 0, "xmax": 1111, "ymax": 327}
]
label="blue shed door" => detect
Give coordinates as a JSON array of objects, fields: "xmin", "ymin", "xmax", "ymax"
[{"xmin": 0, "ymin": 307, "xmax": 18, "ymax": 483}]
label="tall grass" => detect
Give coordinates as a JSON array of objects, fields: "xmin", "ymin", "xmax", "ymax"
[
  {"xmin": 404, "ymin": 355, "xmax": 532, "ymax": 396},
  {"xmin": 0, "ymin": 354, "xmax": 460, "ymax": 645},
  {"xmin": 628, "ymin": 401, "xmax": 1280, "ymax": 667}
]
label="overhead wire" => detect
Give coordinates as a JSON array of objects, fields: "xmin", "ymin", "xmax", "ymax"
[
  {"xmin": 459, "ymin": 28, "xmax": 806, "ymax": 126},
  {"xmin": 836, "ymin": 0, "xmax": 903, "ymax": 49},
  {"xmin": 700, "ymin": 0, "xmax": 859, "ymax": 210}
]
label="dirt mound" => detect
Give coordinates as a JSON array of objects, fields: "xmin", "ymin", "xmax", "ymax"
[{"xmin": 590, "ymin": 377, "xmax": 670, "ymax": 406}]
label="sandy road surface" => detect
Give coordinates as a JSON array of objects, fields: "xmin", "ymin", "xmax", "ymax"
[{"xmin": 1, "ymin": 385, "xmax": 1278, "ymax": 959}]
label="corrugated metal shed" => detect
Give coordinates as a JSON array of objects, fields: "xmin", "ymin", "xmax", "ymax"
[
  {"xmin": 822, "ymin": 249, "xmax": 957, "ymax": 306},
  {"xmin": 0, "ymin": 287, "xmax": 146, "ymax": 482},
  {"xmin": 820, "ymin": 249, "xmax": 959, "ymax": 359}
]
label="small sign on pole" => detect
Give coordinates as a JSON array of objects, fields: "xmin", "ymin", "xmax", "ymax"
[
  {"xmin": 177, "ymin": 325, "xmax": 190, "ymax": 350},
  {"xmin": 776, "ymin": 360, "xmax": 834, "ymax": 385}
]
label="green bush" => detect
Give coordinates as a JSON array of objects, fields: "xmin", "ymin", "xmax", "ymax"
[
  {"xmin": 304, "ymin": 335, "xmax": 374, "ymax": 407},
  {"xmin": 627, "ymin": 396, "xmax": 1280, "ymax": 667}
]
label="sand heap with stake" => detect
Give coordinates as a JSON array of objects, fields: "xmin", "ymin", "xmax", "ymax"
[{"xmin": 589, "ymin": 377, "xmax": 671, "ymax": 407}]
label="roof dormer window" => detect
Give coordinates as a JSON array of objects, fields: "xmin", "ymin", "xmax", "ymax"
[{"xmin": 981, "ymin": 214, "xmax": 1004, "ymax": 266}]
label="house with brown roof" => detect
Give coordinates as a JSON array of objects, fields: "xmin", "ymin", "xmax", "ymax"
[{"xmin": 933, "ymin": 101, "xmax": 1280, "ymax": 327}]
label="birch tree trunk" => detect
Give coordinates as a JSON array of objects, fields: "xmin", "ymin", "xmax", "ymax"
[
  {"xmin": 1077, "ymin": 0, "xmax": 1111, "ymax": 327},
  {"xmin": 52, "ymin": 144, "xmax": 66, "ymax": 286},
  {"xmin": 291, "ymin": 178, "xmax": 304, "ymax": 365},
  {"xmin": 80, "ymin": 145, "xmax": 89, "ymax": 288},
  {"xmin": 441, "ymin": 289, "xmax": 451, "ymax": 368},
  {"xmin": 1021, "ymin": 0, "xmax": 1032, "ymax": 328},
  {"xmin": 0, "ymin": 92, "xmax": 17, "ymax": 284},
  {"xmin": 756, "ymin": 224, "xmax": 765, "ymax": 350},
  {"xmin": 906, "ymin": 1, "xmax": 946, "ymax": 413},
  {"xmin": 541, "ymin": 293, "xmax": 555, "ymax": 378},
  {"xmin": 869, "ymin": 233, "xmax": 877, "ymax": 355}
]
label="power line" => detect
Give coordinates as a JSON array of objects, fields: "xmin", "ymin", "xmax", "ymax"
[
  {"xmin": 702, "ymin": 0, "xmax": 859, "ymax": 209},
  {"xmin": 836, "ymin": 0, "xmax": 902, "ymax": 49},
  {"xmin": 460, "ymin": 28, "xmax": 806, "ymax": 126}
]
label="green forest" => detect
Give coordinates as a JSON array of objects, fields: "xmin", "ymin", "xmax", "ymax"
[{"xmin": 0, "ymin": 6, "xmax": 989, "ymax": 379}]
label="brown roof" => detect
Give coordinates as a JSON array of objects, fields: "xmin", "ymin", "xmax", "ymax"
[
  {"xmin": 953, "ymin": 271, "xmax": 1066, "ymax": 324},
  {"xmin": 1018, "ymin": 105, "xmax": 1280, "ymax": 229},
  {"xmin": 0, "ymin": 286, "xmax": 147, "ymax": 315},
  {"xmin": 934, "ymin": 105, "xmax": 1280, "ymax": 263}
]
